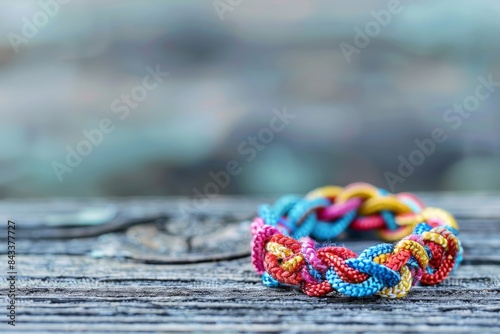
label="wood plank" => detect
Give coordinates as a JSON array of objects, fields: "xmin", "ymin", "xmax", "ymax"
[{"xmin": 1, "ymin": 194, "xmax": 500, "ymax": 333}]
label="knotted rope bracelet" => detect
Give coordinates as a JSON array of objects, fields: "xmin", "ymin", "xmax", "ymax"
[{"xmin": 250, "ymin": 183, "xmax": 463, "ymax": 298}]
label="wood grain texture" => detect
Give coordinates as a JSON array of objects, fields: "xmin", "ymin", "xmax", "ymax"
[{"xmin": 1, "ymin": 194, "xmax": 500, "ymax": 333}]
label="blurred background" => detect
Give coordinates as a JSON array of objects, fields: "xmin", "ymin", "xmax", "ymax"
[{"xmin": 1, "ymin": 0, "xmax": 500, "ymax": 198}]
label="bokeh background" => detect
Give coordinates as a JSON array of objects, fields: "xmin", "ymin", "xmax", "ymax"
[{"xmin": 1, "ymin": 0, "xmax": 500, "ymax": 198}]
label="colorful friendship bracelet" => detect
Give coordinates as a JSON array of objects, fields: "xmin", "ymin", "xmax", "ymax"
[{"xmin": 250, "ymin": 183, "xmax": 463, "ymax": 298}]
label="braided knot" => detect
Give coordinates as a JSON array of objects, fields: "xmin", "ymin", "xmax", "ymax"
[{"xmin": 250, "ymin": 183, "xmax": 463, "ymax": 298}]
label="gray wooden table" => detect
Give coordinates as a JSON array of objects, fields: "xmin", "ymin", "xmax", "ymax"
[{"xmin": 1, "ymin": 194, "xmax": 499, "ymax": 333}]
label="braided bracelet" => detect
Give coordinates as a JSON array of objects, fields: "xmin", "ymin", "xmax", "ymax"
[{"xmin": 250, "ymin": 183, "xmax": 463, "ymax": 298}]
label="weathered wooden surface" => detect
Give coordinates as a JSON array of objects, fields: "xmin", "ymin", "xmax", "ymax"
[{"xmin": 1, "ymin": 194, "xmax": 500, "ymax": 333}]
